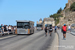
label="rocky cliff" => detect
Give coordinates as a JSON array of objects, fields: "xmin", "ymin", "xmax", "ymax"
[
  {"xmin": 58, "ymin": 0, "xmax": 75, "ymax": 26},
  {"xmin": 66, "ymin": 0, "xmax": 75, "ymax": 9}
]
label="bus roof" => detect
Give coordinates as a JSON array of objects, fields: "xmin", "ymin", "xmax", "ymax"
[
  {"xmin": 37, "ymin": 24, "xmax": 42, "ymax": 25},
  {"xmin": 16, "ymin": 20, "xmax": 34, "ymax": 23}
]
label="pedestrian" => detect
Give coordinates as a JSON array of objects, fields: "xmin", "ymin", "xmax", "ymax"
[
  {"xmin": 8, "ymin": 25, "xmax": 11, "ymax": 32},
  {"xmin": 0, "ymin": 24, "xmax": 3, "ymax": 33},
  {"xmin": 49, "ymin": 25, "xmax": 53, "ymax": 36},
  {"xmin": 68, "ymin": 24, "xmax": 71, "ymax": 32},
  {"xmin": 14, "ymin": 26, "xmax": 16, "ymax": 32},
  {"xmin": 1, "ymin": 26, "xmax": 4, "ymax": 36},
  {"xmin": 11, "ymin": 26, "xmax": 13, "ymax": 31},
  {"xmin": 55, "ymin": 26, "xmax": 57, "ymax": 32},
  {"xmin": 57, "ymin": 26, "xmax": 60, "ymax": 29},
  {"xmin": 62, "ymin": 24, "xmax": 67, "ymax": 40},
  {"xmin": 6, "ymin": 25, "xmax": 8, "ymax": 31},
  {"xmin": 0, "ymin": 24, "xmax": 3, "ymax": 29},
  {"xmin": 45, "ymin": 27, "xmax": 47, "ymax": 36},
  {"xmin": 4, "ymin": 25, "xmax": 7, "ymax": 32}
]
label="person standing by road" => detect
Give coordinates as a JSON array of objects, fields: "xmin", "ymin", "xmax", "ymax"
[
  {"xmin": 68, "ymin": 24, "xmax": 71, "ymax": 32},
  {"xmin": 1, "ymin": 26, "xmax": 4, "ymax": 36},
  {"xmin": 4, "ymin": 25, "xmax": 7, "ymax": 32},
  {"xmin": 6, "ymin": 25, "xmax": 8, "ymax": 31},
  {"xmin": 14, "ymin": 26, "xmax": 16, "ymax": 32},
  {"xmin": 0, "ymin": 24, "xmax": 3, "ymax": 29},
  {"xmin": 8, "ymin": 25, "xmax": 11, "ymax": 32},
  {"xmin": 62, "ymin": 24, "xmax": 67, "ymax": 40},
  {"xmin": 0, "ymin": 24, "xmax": 3, "ymax": 33}
]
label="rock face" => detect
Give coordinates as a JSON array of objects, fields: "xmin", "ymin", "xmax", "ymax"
[
  {"xmin": 58, "ymin": 12, "xmax": 75, "ymax": 26},
  {"xmin": 66, "ymin": 0, "xmax": 75, "ymax": 9},
  {"xmin": 58, "ymin": 0, "xmax": 75, "ymax": 26}
]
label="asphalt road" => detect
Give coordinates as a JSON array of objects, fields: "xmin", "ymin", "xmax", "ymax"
[{"xmin": 0, "ymin": 30, "xmax": 55, "ymax": 50}]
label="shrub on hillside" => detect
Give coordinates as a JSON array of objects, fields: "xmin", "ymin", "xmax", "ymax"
[
  {"xmin": 57, "ymin": 8, "xmax": 62, "ymax": 14},
  {"xmin": 70, "ymin": 2, "xmax": 75, "ymax": 11},
  {"xmin": 50, "ymin": 14, "xmax": 63, "ymax": 25}
]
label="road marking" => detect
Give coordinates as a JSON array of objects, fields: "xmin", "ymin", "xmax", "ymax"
[{"xmin": 0, "ymin": 35, "xmax": 16, "ymax": 40}]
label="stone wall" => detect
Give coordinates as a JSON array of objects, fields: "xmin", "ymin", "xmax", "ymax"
[{"xmin": 43, "ymin": 18, "xmax": 55, "ymax": 27}]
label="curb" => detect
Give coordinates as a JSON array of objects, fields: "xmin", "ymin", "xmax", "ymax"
[
  {"xmin": 49, "ymin": 32, "xmax": 59, "ymax": 50},
  {"xmin": 57, "ymin": 30, "xmax": 60, "ymax": 50}
]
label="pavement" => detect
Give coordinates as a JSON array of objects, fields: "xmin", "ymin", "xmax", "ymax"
[{"xmin": 57, "ymin": 29, "xmax": 75, "ymax": 50}]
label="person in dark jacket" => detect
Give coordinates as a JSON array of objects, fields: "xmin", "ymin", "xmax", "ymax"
[
  {"xmin": 45, "ymin": 27, "xmax": 48, "ymax": 36},
  {"xmin": 4, "ymin": 25, "xmax": 7, "ymax": 32},
  {"xmin": 49, "ymin": 25, "xmax": 53, "ymax": 36}
]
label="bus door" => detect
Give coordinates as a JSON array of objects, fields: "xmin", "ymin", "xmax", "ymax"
[{"xmin": 23, "ymin": 25, "xmax": 30, "ymax": 34}]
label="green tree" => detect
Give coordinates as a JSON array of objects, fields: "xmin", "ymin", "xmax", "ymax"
[
  {"xmin": 49, "ymin": 8, "xmax": 63, "ymax": 25},
  {"xmin": 70, "ymin": 2, "xmax": 75, "ymax": 11},
  {"xmin": 50, "ymin": 13, "xmax": 63, "ymax": 25},
  {"xmin": 57, "ymin": 8, "xmax": 62, "ymax": 14}
]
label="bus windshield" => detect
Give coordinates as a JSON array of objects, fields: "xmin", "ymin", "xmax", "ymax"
[
  {"xmin": 24, "ymin": 25, "xmax": 30, "ymax": 29},
  {"xmin": 17, "ymin": 22, "xmax": 30, "ymax": 28},
  {"xmin": 37, "ymin": 24, "xmax": 42, "ymax": 27},
  {"xmin": 47, "ymin": 24, "xmax": 52, "ymax": 27}
]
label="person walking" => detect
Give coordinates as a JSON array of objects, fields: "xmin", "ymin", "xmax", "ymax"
[
  {"xmin": 55, "ymin": 26, "xmax": 57, "ymax": 32},
  {"xmin": 68, "ymin": 24, "xmax": 71, "ymax": 32},
  {"xmin": 62, "ymin": 24, "xmax": 67, "ymax": 40},
  {"xmin": 45, "ymin": 27, "xmax": 48, "ymax": 36},
  {"xmin": 49, "ymin": 25, "xmax": 53, "ymax": 36}
]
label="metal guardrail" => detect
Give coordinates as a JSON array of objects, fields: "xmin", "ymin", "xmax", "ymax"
[
  {"xmin": 70, "ymin": 29, "xmax": 75, "ymax": 35},
  {"xmin": 0, "ymin": 31, "xmax": 15, "ymax": 36}
]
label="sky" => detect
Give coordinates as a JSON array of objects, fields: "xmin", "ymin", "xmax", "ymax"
[{"xmin": 0, "ymin": 0, "xmax": 68, "ymax": 26}]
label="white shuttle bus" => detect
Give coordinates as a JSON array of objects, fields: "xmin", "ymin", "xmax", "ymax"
[
  {"xmin": 15, "ymin": 20, "xmax": 34, "ymax": 34},
  {"xmin": 36, "ymin": 24, "xmax": 43, "ymax": 30}
]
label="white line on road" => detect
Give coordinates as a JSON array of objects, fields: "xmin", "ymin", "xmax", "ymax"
[{"xmin": 0, "ymin": 35, "xmax": 16, "ymax": 40}]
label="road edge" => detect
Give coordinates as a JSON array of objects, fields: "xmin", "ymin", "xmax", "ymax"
[{"xmin": 49, "ymin": 33, "xmax": 59, "ymax": 50}]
